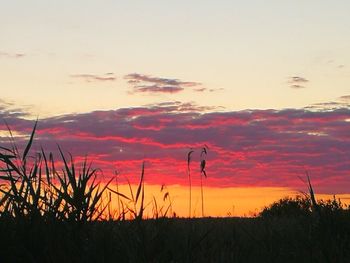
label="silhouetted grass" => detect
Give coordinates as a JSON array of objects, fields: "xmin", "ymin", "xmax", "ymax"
[
  {"xmin": 1, "ymin": 212, "xmax": 349, "ymax": 262},
  {"xmin": 0, "ymin": 122, "xmax": 113, "ymax": 223}
]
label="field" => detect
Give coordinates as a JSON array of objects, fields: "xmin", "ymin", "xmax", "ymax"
[{"xmin": 1, "ymin": 213, "xmax": 350, "ymax": 262}]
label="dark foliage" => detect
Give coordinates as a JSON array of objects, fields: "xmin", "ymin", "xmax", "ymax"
[
  {"xmin": 260, "ymin": 195, "xmax": 349, "ymax": 218},
  {"xmin": 260, "ymin": 196, "xmax": 312, "ymax": 218},
  {"xmin": 1, "ymin": 215, "xmax": 350, "ymax": 263}
]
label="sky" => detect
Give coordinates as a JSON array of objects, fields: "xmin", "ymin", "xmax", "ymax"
[{"xmin": 1, "ymin": 1, "xmax": 350, "ymax": 216}]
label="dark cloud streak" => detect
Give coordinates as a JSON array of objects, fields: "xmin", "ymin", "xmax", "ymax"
[
  {"xmin": 70, "ymin": 73, "xmax": 116, "ymax": 82},
  {"xmin": 288, "ymin": 76, "xmax": 309, "ymax": 89},
  {"xmin": 0, "ymin": 51, "xmax": 25, "ymax": 59},
  {"xmin": 125, "ymin": 73, "xmax": 201, "ymax": 94}
]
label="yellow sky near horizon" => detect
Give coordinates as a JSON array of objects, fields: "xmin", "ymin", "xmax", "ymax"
[{"xmin": 106, "ymin": 184, "xmax": 350, "ymax": 218}]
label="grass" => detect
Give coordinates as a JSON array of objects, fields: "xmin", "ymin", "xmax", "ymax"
[
  {"xmin": 187, "ymin": 146, "xmax": 208, "ymax": 217},
  {"xmin": 1, "ymin": 122, "xmax": 350, "ymax": 262},
  {"xmin": 187, "ymin": 149, "xmax": 194, "ymax": 218},
  {"xmin": 0, "ymin": 123, "xmax": 112, "ymax": 222},
  {"xmin": 1, "ymin": 213, "xmax": 349, "ymax": 262},
  {"xmin": 199, "ymin": 146, "xmax": 208, "ymax": 217}
]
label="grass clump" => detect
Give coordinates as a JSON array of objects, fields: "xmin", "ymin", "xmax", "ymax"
[{"xmin": 0, "ymin": 121, "xmax": 113, "ymax": 223}]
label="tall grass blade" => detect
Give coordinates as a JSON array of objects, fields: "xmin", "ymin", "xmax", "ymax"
[
  {"xmin": 3, "ymin": 120, "xmax": 19, "ymax": 156},
  {"xmin": 135, "ymin": 161, "xmax": 145, "ymax": 220},
  {"xmin": 22, "ymin": 119, "xmax": 37, "ymax": 161},
  {"xmin": 306, "ymin": 171, "xmax": 318, "ymax": 213},
  {"xmin": 135, "ymin": 161, "xmax": 145, "ymax": 204},
  {"xmin": 41, "ymin": 148, "xmax": 51, "ymax": 185},
  {"xmin": 107, "ymin": 187, "xmax": 131, "ymax": 201}
]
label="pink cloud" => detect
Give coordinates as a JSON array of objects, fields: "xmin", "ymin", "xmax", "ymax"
[{"xmin": 1, "ymin": 101, "xmax": 350, "ymax": 194}]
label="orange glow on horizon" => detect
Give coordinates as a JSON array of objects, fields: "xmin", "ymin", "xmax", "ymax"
[{"xmin": 106, "ymin": 184, "xmax": 350, "ymax": 218}]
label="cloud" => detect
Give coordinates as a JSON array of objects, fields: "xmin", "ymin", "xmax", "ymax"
[
  {"xmin": 290, "ymin": 76, "xmax": 309, "ymax": 83},
  {"xmin": 143, "ymin": 101, "xmax": 221, "ymax": 112},
  {"xmin": 0, "ymin": 51, "xmax": 25, "ymax": 59},
  {"xmin": 339, "ymin": 95, "xmax": 350, "ymax": 101},
  {"xmin": 0, "ymin": 99, "xmax": 30, "ymax": 118},
  {"xmin": 1, "ymin": 100, "xmax": 350, "ymax": 194},
  {"xmin": 132, "ymin": 85, "xmax": 184, "ymax": 94},
  {"xmin": 209, "ymin": 88, "xmax": 224, "ymax": 92},
  {"xmin": 288, "ymin": 76, "xmax": 309, "ymax": 89},
  {"xmin": 70, "ymin": 73, "xmax": 116, "ymax": 82},
  {"xmin": 193, "ymin": 87, "xmax": 207, "ymax": 92},
  {"xmin": 290, "ymin": 84, "xmax": 306, "ymax": 89},
  {"xmin": 192, "ymin": 87, "xmax": 224, "ymax": 93},
  {"xmin": 125, "ymin": 73, "xmax": 201, "ymax": 94}
]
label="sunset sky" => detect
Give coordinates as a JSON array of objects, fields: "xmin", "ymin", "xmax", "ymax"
[{"xmin": 1, "ymin": 1, "xmax": 350, "ymax": 216}]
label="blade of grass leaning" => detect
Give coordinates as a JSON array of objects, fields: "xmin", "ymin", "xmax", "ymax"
[
  {"xmin": 22, "ymin": 119, "xmax": 38, "ymax": 161},
  {"xmin": 125, "ymin": 176, "xmax": 135, "ymax": 202},
  {"xmin": 134, "ymin": 161, "xmax": 145, "ymax": 220},
  {"xmin": 41, "ymin": 148, "xmax": 51, "ymax": 185},
  {"xmin": 58, "ymin": 146, "xmax": 77, "ymax": 193},
  {"xmin": 306, "ymin": 171, "xmax": 318, "ymax": 213},
  {"xmin": 3, "ymin": 120, "xmax": 19, "ymax": 157},
  {"xmin": 1, "ymin": 156, "xmax": 22, "ymax": 176},
  {"xmin": 137, "ymin": 177, "xmax": 145, "ymax": 220},
  {"xmin": 135, "ymin": 161, "xmax": 145, "ymax": 205},
  {"xmin": 107, "ymin": 187, "xmax": 131, "ymax": 201},
  {"xmin": 0, "ymin": 145, "xmax": 15, "ymax": 153}
]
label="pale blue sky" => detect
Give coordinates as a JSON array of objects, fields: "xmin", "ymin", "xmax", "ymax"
[{"xmin": 1, "ymin": 0, "xmax": 350, "ymax": 115}]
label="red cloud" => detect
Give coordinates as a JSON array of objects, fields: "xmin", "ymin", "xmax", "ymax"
[{"xmin": 1, "ymin": 102, "xmax": 350, "ymax": 194}]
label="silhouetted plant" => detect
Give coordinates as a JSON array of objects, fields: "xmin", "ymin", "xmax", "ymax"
[
  {"xmin": 187, "ymin": 149, "xmax": 194, "ymax": 218},
  {"xmin": 200, "ymin": 146, "xmax": 208, "ymax": 217},
  {"xmin": 107, "ymin": 162, "xmax": 146, "ymax": 220},
  {"xmin": 151, "ymin": 184, "xmax": 173, "ymax": 219},
  {"xmin": 259, "ymin": 195, "xmax": 346, "ymax": 219},
  {"xmin": 259, "ymin": 196, "xmax": 312, "ymax": 218},
  {"xmin": 0, "ymin": 122, "xmax": 115, "ymax": 223},
  {"xmin": 305, "ymin": 171, "xmax": 319, "ymax": 214},
  {"xmin": 186, "ymin": 145, "xmax": 208, "ymax": 217}
]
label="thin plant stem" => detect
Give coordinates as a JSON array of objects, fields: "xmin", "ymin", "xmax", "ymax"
[
  {"xmin": 187, "ymin": 150, "xmax": 194, "ymax": 218},
  {"xmin": 199, "ymin": 146, "xmax": 208, "ymax": 218},
  {"xmin": 188, "ymin": 170, "xmax": 192, "ymax": 218},
  {"xmin": 200, "ymin": 172, "xmax": 204, "ymax": 217},
  {"xmin": 115, "ymin": 171, "xmax": 120, "ymax": 216}
]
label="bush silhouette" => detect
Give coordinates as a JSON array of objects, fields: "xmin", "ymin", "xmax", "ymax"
[
  {"xmin": 260, "ymin": 195, "xmax": 346, "ymax": 218},
  {"xmin": 259, "ymin": 196, "xmax": 312, "ymax": 218}
]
